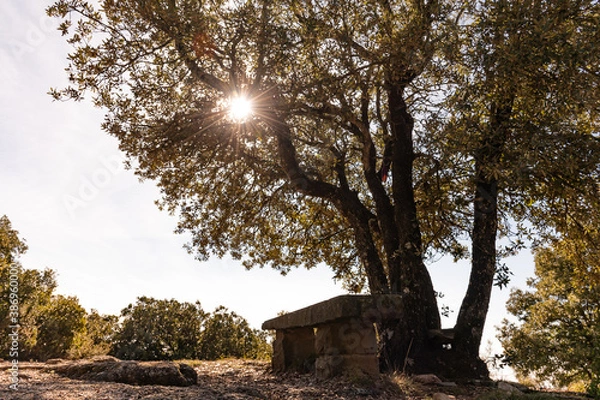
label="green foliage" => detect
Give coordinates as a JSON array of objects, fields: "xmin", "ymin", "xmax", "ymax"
[
  {"xmin": 199, "ymin": 306, "xmax": 270, "ymax": 360},
  {"xmin": 0, "ymin": 215, "xmax": 63, "ymax": 360},
  {"xmin": 44, "ymin": 0, "xmax": 472, "ymax": 288},
  {"xmin": 440, "ymin": 0, "xmax": 600, "ymax": 242},
  {"xmin": 0, "ymin": 264, "xmax": 57, "ymax": 345},
  {"xmin": 1, "ymin": 215, "xmax": 268, "ymax": 362},
  {"xmin": 0, "ymin": 215, "xmax": 53, "ymax": 332},
  {"xmin": 26, "ymin": 295, "xmax": 87, "ymax": 361},
  {"xmin": 1, "ymin": 215, "xmax": 115, "ymax": 361},
  {"xmin": 111, "ymin": 296, "xmax": 206, "ymax": 361},
  {"xmin": 45, "ymin": 0, "xmax": 600, "ymax": 285},
  {"xmin": 69, "ymin": 310, "xmax": 119, "ymax": 359},
  {"xmin": 0, "ymin": 215, "xmax": 28, "ymax": 264},
  {"xmin": 111, "ymin": 298, "xmax": 270, "ymax": 361},
  {"xmin": 499, "ymin": 232, "xmax": 600, "ymax": 395}
]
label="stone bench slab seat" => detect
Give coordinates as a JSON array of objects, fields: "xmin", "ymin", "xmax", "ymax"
[{"xmin": 261, "ymin": 294, "xmax": 404, "ymax": 378}]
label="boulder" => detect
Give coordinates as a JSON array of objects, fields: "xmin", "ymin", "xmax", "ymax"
[
  {"xmin": 497, "ymin": 381, "xmax": 523, "ymax": 394},
  {"xmin": 413, "ymin": 374, "xmax": 443, "ymax": 384},
  {"xmin": 50, "ymin": 359, "xmax": 197, "ymax": 386}
]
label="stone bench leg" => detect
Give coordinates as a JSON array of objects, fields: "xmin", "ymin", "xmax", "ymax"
[
  {"xmin": 314, "ymin": 318, "xmax": 379, "ymax": 378},
  {"xmin": 272, "ymin": 327, "xmax": 316, "ymax": 373}
]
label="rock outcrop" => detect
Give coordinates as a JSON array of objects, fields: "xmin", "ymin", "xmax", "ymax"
[{"xmin": 49, "ymin": 357, "xmax": 197, "ymax": 386}]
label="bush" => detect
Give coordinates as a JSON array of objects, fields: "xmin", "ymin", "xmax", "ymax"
[
  {"xmin": 199, "ymin": 306, "xmax": 270, "ymax": 360},
  {"xmin": 1, "ymin": 215, "xmax": 270, "ymax": 363},
  {"xmin": 69, "ymin": 310, "xmax": 118, "ymax": 359},
  {"xmin": 111, "ymin": 297, "xmax": 206, "ymax": 360},
  {"xmin": 26, "ymin": 295, "xmax": 87, "ymax": 361}
]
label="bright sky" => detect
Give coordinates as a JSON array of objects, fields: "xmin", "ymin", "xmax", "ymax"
[{"xmin": 1, "ymin": 1, "xmax": 534, "ymax": 374}]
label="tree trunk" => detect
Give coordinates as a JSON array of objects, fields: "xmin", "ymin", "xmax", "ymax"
[
  {"xmin": 452, "ymin": 100, "xmax": 513, "ymax": 379},
  {"xmin": 451, "ymin": 171, "xmax": 498, "ymax": 379},
  {"xmin": 336, "ymin": 192, "xmax": 391, "ymax": 295},
  {"xmin": 378, "ymin": 80, "xmax": 441, "ymax": 372}
]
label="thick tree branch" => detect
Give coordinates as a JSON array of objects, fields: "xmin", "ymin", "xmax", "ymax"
[
  {"xmin": 141, "ymin": 0, "xmax": 230, "ymax": 94},
  {"xmin": 173, "ymin": 38, "xmax": 230, "ymax": 94},
  {"xmin": 263, "ymin": 104, "xmax": 389, "ymax": 292},
  {"xmin": 388, "ymin": 77, "xmax": 440, "ymax": 329}
]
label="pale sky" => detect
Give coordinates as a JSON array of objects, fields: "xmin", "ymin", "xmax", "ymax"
[{"xmin": 0, "ymin": 1, "xmax": 534, "ymax": 373}]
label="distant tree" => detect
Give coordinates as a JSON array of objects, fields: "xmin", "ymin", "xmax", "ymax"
[
  {"xmin": 248, "ymin": 329, "xmax": 272, "ymax": 361},
  {"xmin": 199, "ymin": 306, "xmax": 269, "ymax": 360},
  {"xmin": 48, "ymin": 0, "xmax": 600, "ymax": 377},
  {"xmin": 0, "ymin": 215, "xmax": 27, "ymax": 264},
  {"xmin": 69, "ymin": 310, "xmax": 119, "ymax": 359},
  {"xmin": 2, "ymin": 216, "xmax": 269, "ymax": 362},
  {"xmin": 1, "ymin": 266, "xmax": 58, "ymax": 351},
  {"xmin": 0, "ymin": 216, "xmax": 50, "ymax": 332},
  {"xmin": 111, "ymin": 297, "xmax": 206, "ymax": 360},
  {"xmin": 499, "ymin": 232, "xmax": 600, "ymax": 396},
  {"xmin": 25, "ymin": 295, "xmax": 87, "ymax": 361},
  {"xmin": 0, "ymin": 215, "xmax": 59, "ymax": 359}
]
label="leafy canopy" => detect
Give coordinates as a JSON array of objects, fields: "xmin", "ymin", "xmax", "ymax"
[
  {"xmin": 1, "ymin": 215, "xmax": 270, "ymax": 362},
  {"xmin": 47, "ymin": 0, "xmax": 600, "ymax": 295},
  {"xmin": 110, "ymin": 297, "xmax": 270, "ymax": 361},
  {"xmin": 499, "ymin": 231, "xmax": 600, "ymax": 395},
  {"xmin": 199, "ymin": 305, "xmax": 271, "ymax": 360},
  {"xmin": 46, "ymin": 0, "xmax": 470, "ymax": 291}
]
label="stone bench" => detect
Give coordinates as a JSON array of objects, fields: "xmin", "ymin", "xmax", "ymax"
[{"xmin": 261, "ymin": 294, "xmax": 404, "ymax": 378}]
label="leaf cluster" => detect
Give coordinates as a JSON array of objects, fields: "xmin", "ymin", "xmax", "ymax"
[
  {"xmin": 46, "ymin": 0, "xmax": 470, "ymax": 289},
  {"xmin": 443, "ymin": 0, "xmax": 600, "ymax": 239},
  {"xmin": 499, "ymin": 231, "xmax": 600, "ymax": 394}
]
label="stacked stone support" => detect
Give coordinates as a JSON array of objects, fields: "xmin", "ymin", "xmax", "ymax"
[
  {"xmin": 271, "ymin": 327, "xmax": 315, "ymax": 373},
  {"xmin": 314, "ymin": 318, "xmax": 379, "ymax": 378},
  {"xmin": 262, "ymin": 295, "xmax": 403, "ymax": 378}
]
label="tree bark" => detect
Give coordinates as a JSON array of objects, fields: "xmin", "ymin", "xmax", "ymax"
[
  {"xmin": 388, "ymin": 81, "xmax": 440, "ymax": 327},
  {"xmin": 335, "ymin": 191, "xmax": 391, "ymax": 294},
  {"xmin": 452, "ymin": 171, "xmax": 498, "ymax": 378},
  {"xmin": 378, "ymin": 80, "xmax": 441, "ymax": 371},
  {"xmin": 453, "ymin": 100, "xmax": 513, "ymax": 378}
]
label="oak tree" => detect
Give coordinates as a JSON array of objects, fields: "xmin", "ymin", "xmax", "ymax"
[
  {"xmin": 0, "ymin": 216, "xmax": 58, "ymax": 360},
  {"xmin": 29, "ymin": 295, "xmax": 87, "ymax": 361},
  {"xmin": 69, "ymin": 310, "xmax": 119, "ymax": 358},
  {"xmin": 499, "ymin": 232, "xmax": 600, "ymax": 395},
  {"xmin": 439, "ymin": 0, "xmax": 600, "ymax": 371},
  {"xmin": 48, "ymin": 0, "xmax": 600, "ymax": 377}
]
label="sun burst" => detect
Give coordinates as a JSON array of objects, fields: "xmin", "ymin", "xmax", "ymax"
[{"xmin": 228, "ymin": 96, "xmax": 253, "ymax": 122}]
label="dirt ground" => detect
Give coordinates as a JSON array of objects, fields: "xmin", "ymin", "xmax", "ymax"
[{"xmin": 0, "ymin": 359, "xmax": 577, "ymax": 400}]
